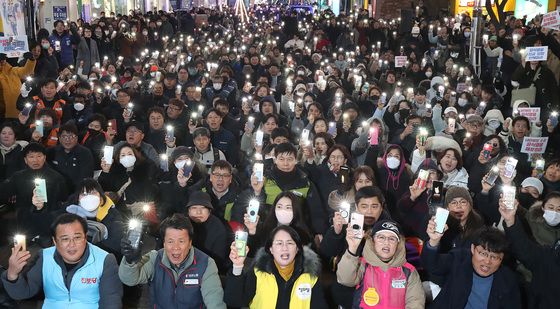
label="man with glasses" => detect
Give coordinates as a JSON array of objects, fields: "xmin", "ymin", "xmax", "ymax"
[
  {"xmin": 1, "ymin": 213, "xmax": 122, "ymax": 307},
  {"xmin": 112, "ymin": 121, "xmax": 159, "ymax": 164},
  {"xmin": 48, "ymin": 123, "xmax": 93, "ymax": 192},
  {"xmin": 188, "ymin": 160, "xmax": 239, "ymax": 222},
  {"xmin": 320, "ymin": 186, "xmax": 392, "ymax": 308},
  {"xmin": 422, "ymin": 221, "xmax": 521, "ymax": 308},
  {"xmin": 337, "ymin": 219, "xmax": 425, "ymax": 308}
]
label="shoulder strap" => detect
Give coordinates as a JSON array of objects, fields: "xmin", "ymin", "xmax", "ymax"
[
  {"xmin": 212, "ymin": 146, "xmax": 220, "ymax": 162},
  {"xmin": 116, "ymin": 178, "xmax": 132, "ymax": 199},
  {"xmin": 532, "ymin": 67, "xmax": 541, "ymax": 83}
]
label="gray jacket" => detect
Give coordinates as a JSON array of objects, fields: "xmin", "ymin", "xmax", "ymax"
[{"xmin": 75, "ymin": 36, "xmax": 100, "ymax": 76}]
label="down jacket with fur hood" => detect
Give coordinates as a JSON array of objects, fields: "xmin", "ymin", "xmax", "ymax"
[
  {"xmin": 224, "ymin": 246, "xmax": 328, "ymax": 309},
  {"xmin": 525, "ymin": 202, "xmax": 560, "ymax": 246}
]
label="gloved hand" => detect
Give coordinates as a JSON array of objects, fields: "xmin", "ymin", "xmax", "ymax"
[
  {"xmin": 20, "ymin": 83, "xmax": 31, "ymax": 98},
  {"xmin": 121, "ymin": 237, "xmax": 142, "ymax": 264},
  {"xmin": 23, "ymin": 52, "xmax": 34, "ymax": 60}
]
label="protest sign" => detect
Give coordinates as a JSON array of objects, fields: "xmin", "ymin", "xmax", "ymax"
[
  {"xmin": 521, "ymin": 137, "xmax": 548, "ymax": 154},
  {"xmin": 526, "ymin": 46, "xmax": 548, "ymax": 61},
  {"xmin": 542, "ymin": 10, "xmax": 560, "ymax": 29},
  {"xmin": 517, "ymin": 107, "xmax": 540, "ymax": 122},
  {"xmin": 395, "ymin": 56, "xmax": 407, "ymax": 68},
  {"xmin": 0, "ymin": 36, "xmax": 29, "ymax": 57}
]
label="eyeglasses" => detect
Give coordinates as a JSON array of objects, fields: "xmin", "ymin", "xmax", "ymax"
[
  {"xmin": 168, "ymin": 105, "xmax": 183, "ymax": 111},
  {"xmin": 127, "ymin": 129, "xmax": 141, "ymax": 134},
  {"xmin": 374, "ymin": 234, "xmax": 399, "ymax": 245},
  {"xmin": 448, "ymin": 199, "xmax": 469, "ymax": 207},
  {"xmin": 272, "ymin": 240, "xmax": 297, "ymax": 248},
  {"xmin": 211, "ymin": 173, "xmax": 232, "ymax": 179},
  {"xmin": 59, "ymin": 134, "xmax": 77, "ymax": 140},
  {"xmin": 475, "ymin": 247, "xmax": 503, "ymax": 262},
  {"xmin": 330, "ymin": 155, "xmax": 345, "ymax": 161},
  {"xmin": 57, "ymin": 235, "xmax": 85, "ymax": 246}
]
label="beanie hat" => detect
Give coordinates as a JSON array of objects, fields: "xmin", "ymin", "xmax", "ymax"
[
  {"xmin": 170, "ymin": 146, "xmax": 193, "ymax": 163},
  {"xmin": 186, "ymin": 191, "xmax": 213, "ymax": 210},
  {"xmin": 371, "ymin": 219, "xmax": 402, "ymax": 241},
  {"xmin": 445, "ymin": 186, "xmax": 473, "ymax": 208}
]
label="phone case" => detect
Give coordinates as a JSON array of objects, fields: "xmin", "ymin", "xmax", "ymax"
[
  {"xmin": 447, "ymin": 118, "xmax": 456, "ymax": 133},
  {"xmin": 247, "ymin": 117, "xmax": 255, "ymax": 131},
  {"xmin": 127, "ymin": 222, "xmax": 143, "ymax": 249},
  {"xmin": 503, "ymin": 186, "xmax": 516, "ymax": 209},
  {"xmin": 14, "ymin": 235, "xmax": 26, "ymax": 251},
  {"xmin": 235, "ymin": 231, "xmax": 248, "ymax": 257},
  {"xmin": 301, "ymin": 129, "xmax": 310, "ymax": 143},
  {"xmin": 504, "ymin": 158, "xmax": 518, "ymax": 178},
  {"xmin": 482, "ymin": 143, "xmax": 493, "ymax": 160},
  {"xmin": 166, "ymin": 126, "xmax": 174, "ymax": 140},
  {"xmin": 22, "ymin": 103, "xmax": 33, "ymax": 117},
  {"xmin": 416, "ymin": 170, "xmax": 430, "ymax": 189},
  {"xmin": 247, "ymin": 200, "xmax": 260, "ymax": 223},
  {"xmin": 103, "ymin": 146, "xmax": 114, "ymax": 165},
  {"xmin": 35, "ymin": 121, "xmax": 44, "ymax": 137},
  {"xmin": 431, "ymin": 181, "xmax": 444, "ymax": 204},
  {"xmin": 434, "ymin": 207, "xmax": 450, "ymax": 233},
  {"xmin": 255, "ymin": 130, "xmax": 264, "ymax": 146},
  {"xmin": 339, "ymin": 202, "xmax": 351, "ymax": 224},
  {"xmin": 328, "ymin": 122, "xmax": 337, "ymax": 136},
  {"xmin": 254, "ymin": 163, "xmax": 264, "ymax": 182},
  {"xmin": 485, "ymin": 166, "xmax": 500, "ymax": 185},
  {"xmin": 350, "ymin": 213, "xmax": 365, "ymax": 239},
  {"xmin": 339, "ymin": 166, "xmax": 350, "ymax": 185},
  {"xmin": 369, "ymin": 127, "xmax": 379, "ymax": 145},
  {"xmin": 35, "ymin": 178, "xmax": 48, "ymax": 202},
  {"xmin": 108, "ymin": 119, "xmax": 117, "ymax": 132},
  {"xmin": 183, "ymin": 160, "xmax": 194, "ymax": 176}
]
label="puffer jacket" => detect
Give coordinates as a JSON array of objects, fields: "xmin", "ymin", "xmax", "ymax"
[
  {"xmin": 525, "ymin": 202, "xmax": 560, "ymax": 247},
  {"xmin": 0, "ymin": 59, "xmax": 36, "ymax": 118}
]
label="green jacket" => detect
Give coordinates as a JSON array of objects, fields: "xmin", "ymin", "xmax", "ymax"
[{"xmin": 526, "ymin": 202, "xmax": 560, "ymax": 247}]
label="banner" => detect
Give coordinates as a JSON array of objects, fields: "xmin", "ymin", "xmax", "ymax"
[
  {"xmin": 0, "ymin": 35, "xmax": 29, "ymax": 57},
  {"xmin": 521, "ymin": 137, "xmax": 549, "ymax": 154},
  {"xmin": 517, "ymin": 107, "xmax": 540, "ymax": 122},
  {"xmin": 0, "ymin": 0, "xmax": 26, "ymax": 36},
  {"xmin": 515, "ymin": 0, "xmax": 549, "ymax": 21},
  {"xmin": 53, "ymin": 6, "xmax": 68, "ymax": 21},
  {"xmin": 526, "ymin": 46, "xmax": 548, "ymax": 62}
]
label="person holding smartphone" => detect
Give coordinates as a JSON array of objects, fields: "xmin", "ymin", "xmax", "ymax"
[{"xmin": 337, "ymin": 219, "xmax": 425, "ymax": 308}]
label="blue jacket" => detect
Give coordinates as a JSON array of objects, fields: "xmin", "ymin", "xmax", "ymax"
[
  {"xmin": 209, "ymin": 127, "xmax": 239, "ymax": 165},
  {"xmin": 49, "ymin": 30, "xmax": 80, "ymax": 67},
  {"xmin": 42, "ymin": 245, "xmax": 106, "ymax": 308}
]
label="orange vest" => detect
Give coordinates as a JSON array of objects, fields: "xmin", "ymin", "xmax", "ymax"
[
  {"xmin": 30, "ymin": 123, "xmax": 59, "ymax": 147},
  {"xmin": 33, "ymin": 96, "xmax": 66, "ymax": 123}
]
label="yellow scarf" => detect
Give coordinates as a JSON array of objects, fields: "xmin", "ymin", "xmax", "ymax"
[
  {"xmin": 96, "ymin": 196, "xmax": 115, "ymax": 222},
  {"xmin": 274, "ymin": 260, "xmax": 295, "ymax": 282}
]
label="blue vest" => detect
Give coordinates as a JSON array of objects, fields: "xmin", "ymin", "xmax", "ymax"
[
  {"xmin": 149, "ymin": 248, "xmax": 209, "ymax": 309},
  {"xmin": 42, "ymin": 244, "xmax": 107, "ymax": 309}
]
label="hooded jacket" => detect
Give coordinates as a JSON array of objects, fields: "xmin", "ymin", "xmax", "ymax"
[
  {"xmin": 336, "ymin": 237, "xmax": 425, "ymax": 309},
  {"xmin": 525, "ymin": 202, "xmax": 560, "ymax": 247},
  {"xmin": 224, "ymin": 246, "xmax": 327, "ymax": 309}
]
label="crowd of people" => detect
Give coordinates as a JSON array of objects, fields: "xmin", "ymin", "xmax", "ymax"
[{"xmin": 0, "ymin": 3, "xmax": 559, "ymax": 308}]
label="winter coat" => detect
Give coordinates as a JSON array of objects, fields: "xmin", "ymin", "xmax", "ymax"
[
  {"xmin": 75, "ymin": 37, "xmax": 100, "ymax": 76},
  {"xmin": 504, "ymin": 219, "xmax": 560, "ymax": 309},
  {"xmin": 191, "ymin": 215, "xmax": 229, "ymax": 273},
  {"xmin": 0, "ymin": 141, "xmax": 27, "ymax": 182},
  {"xmin": 422, "ymin": 242, "xmax": 521, "ymax": 309},
  {"xmin": 0, "ymin": 59, "xmax": 35, "ymax": 118},
  {"xmin": 224, "ymin": 247, "xmax": 328, "ymax": 309},
  {"xmin": 337, "ymin": 237, "xmax": 425, "ymax": 309},
  {"xmin": 525, "ymin": 202, "xmax": 560, "ymax": 247}
]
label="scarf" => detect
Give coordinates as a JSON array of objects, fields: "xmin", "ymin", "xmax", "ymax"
[{"xmin": 274, "ymin": 260, "xmax": 295, "ymax": 282}]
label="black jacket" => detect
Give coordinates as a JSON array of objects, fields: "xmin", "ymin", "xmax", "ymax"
[
  {"xmin": 0, "ymin": 142, "xmax": 26, "ymax": 182},
  {"xmin": 422, "ymin": 243, "xmax": 521, "ymax": 309},
  {"xmin": 504, "ymin": 219, "xmax": 560, "ymax": 309},
  {"xmin": 191, "ymin": 215, "xmax": 230, "ymax": 273},
  {"xmin": 0, "ymin": 165, "xmax": 68, "ymax": 239},
  {"xmin": 47, "ymin": 144, "xmax": 94, "ymax": 192}
]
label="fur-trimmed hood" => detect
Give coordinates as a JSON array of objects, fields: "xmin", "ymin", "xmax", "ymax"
[
  {"xmin": 253, "ymin": 246, "xmax": 321, "ymax": 278},
  {"xmin": 528, "ymin": 201, "xmax": 545, "ymax": 223}
]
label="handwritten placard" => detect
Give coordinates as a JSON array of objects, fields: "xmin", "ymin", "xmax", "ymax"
[
  {"xmin": 542, "ymin": 11, "xmax": 560, "ymax": 29},
  {"xmin": 526, "ymin": 46, "xmax": 548, "ymax": 62},
  {"xmin": 517, "ymin": 107, "xmax": 540, "ymax": 122},
  {"xmin": 521, "ymin": 137, "xmax": 548, "ymax": 154},
  {"xmin": 395, "ymin": 56, "xmax": 407, "ymax": 68}
]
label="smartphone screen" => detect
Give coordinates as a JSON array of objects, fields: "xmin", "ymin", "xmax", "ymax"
[
  {"xmin": 350, "ymin": 213, "xmax": 364, "ymax": 239},
  {"xmin": 339, "ymin": 166, "xmax": 350, "ymax": 185},
  {"xmin": 431, "ymin": 181, "xmax": 444, "ymax": 204},
  {"xmin": 434, "ymin": 207, "xmax": 449, "ymax": 233}
]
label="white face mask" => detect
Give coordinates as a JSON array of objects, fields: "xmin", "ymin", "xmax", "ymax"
[
  {"xmin": 386, "ymin": 156, "xmax": 400, "ymax": 169},
  {"xmin": 276, "ymin": 209, "xmax": 294, "ymax": 225},
  {"xmin": 213, "ymin": 83, "xmax": 222, "ymax": 90},
  {"xmin": 74, "ymin": 103, "xmax": 85, "ymax": 111},
  {"xmin": 174, "ymin": 160, "xmax": 187, "ymax": 170},
  {"xmin": 457, "ymin": 98, "xmax": 468, "ymax": 107},
  {"xmin": 487, "ymin": 119, "xmax": 501, "ymax": 129},
  {"xmin": 120, "ymin": 155, "xmax": 136, "ymax": 168},
  {"xmin": 79, "ymin": 194, "xmax": 101, "ymax": 212},
  {"xmin": 544, "ymin": 209, "xmax": 560, "ymax": 226},
  {"xmin": 425, "ymin": 71, "xmax": 433, "ymax": 78}
]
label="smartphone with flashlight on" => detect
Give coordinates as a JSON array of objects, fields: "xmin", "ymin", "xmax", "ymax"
[
  {"xmin": 22, "ymin": 103, "xmax": 33, "ymax": 117},
  {"xmin": 127, "ymin": 219, "xmax": 143, "ymax": 249},
  {"xmin": 254, "ymin": 162, "xmax": 264, "ymax": 182},
  {"xmin": 247, "ymin": 199, "xmax": 260, "ymax": 223},
  {"xmin": 350, "ymin": 213, "xmax": 365, "ymax": 239},
  {"xmin": 183, "ymin": 159, "xmax": 194, "ymax": 177},
  {"xmin": 434, "ymin": 207, "xmax": 449, "ymax": 234}
]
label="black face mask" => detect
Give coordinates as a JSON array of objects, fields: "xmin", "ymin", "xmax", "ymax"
[
  {"xmin": 518, "ymin": 192, "xmax": 537, "ymax": 209},
  {"xmin": 399, "ymin": 109, "xmax": 410, "ymax": 120},
  {"xmin": 371, "ymin": 95, "xmax": 380, "ymax": 101}
]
